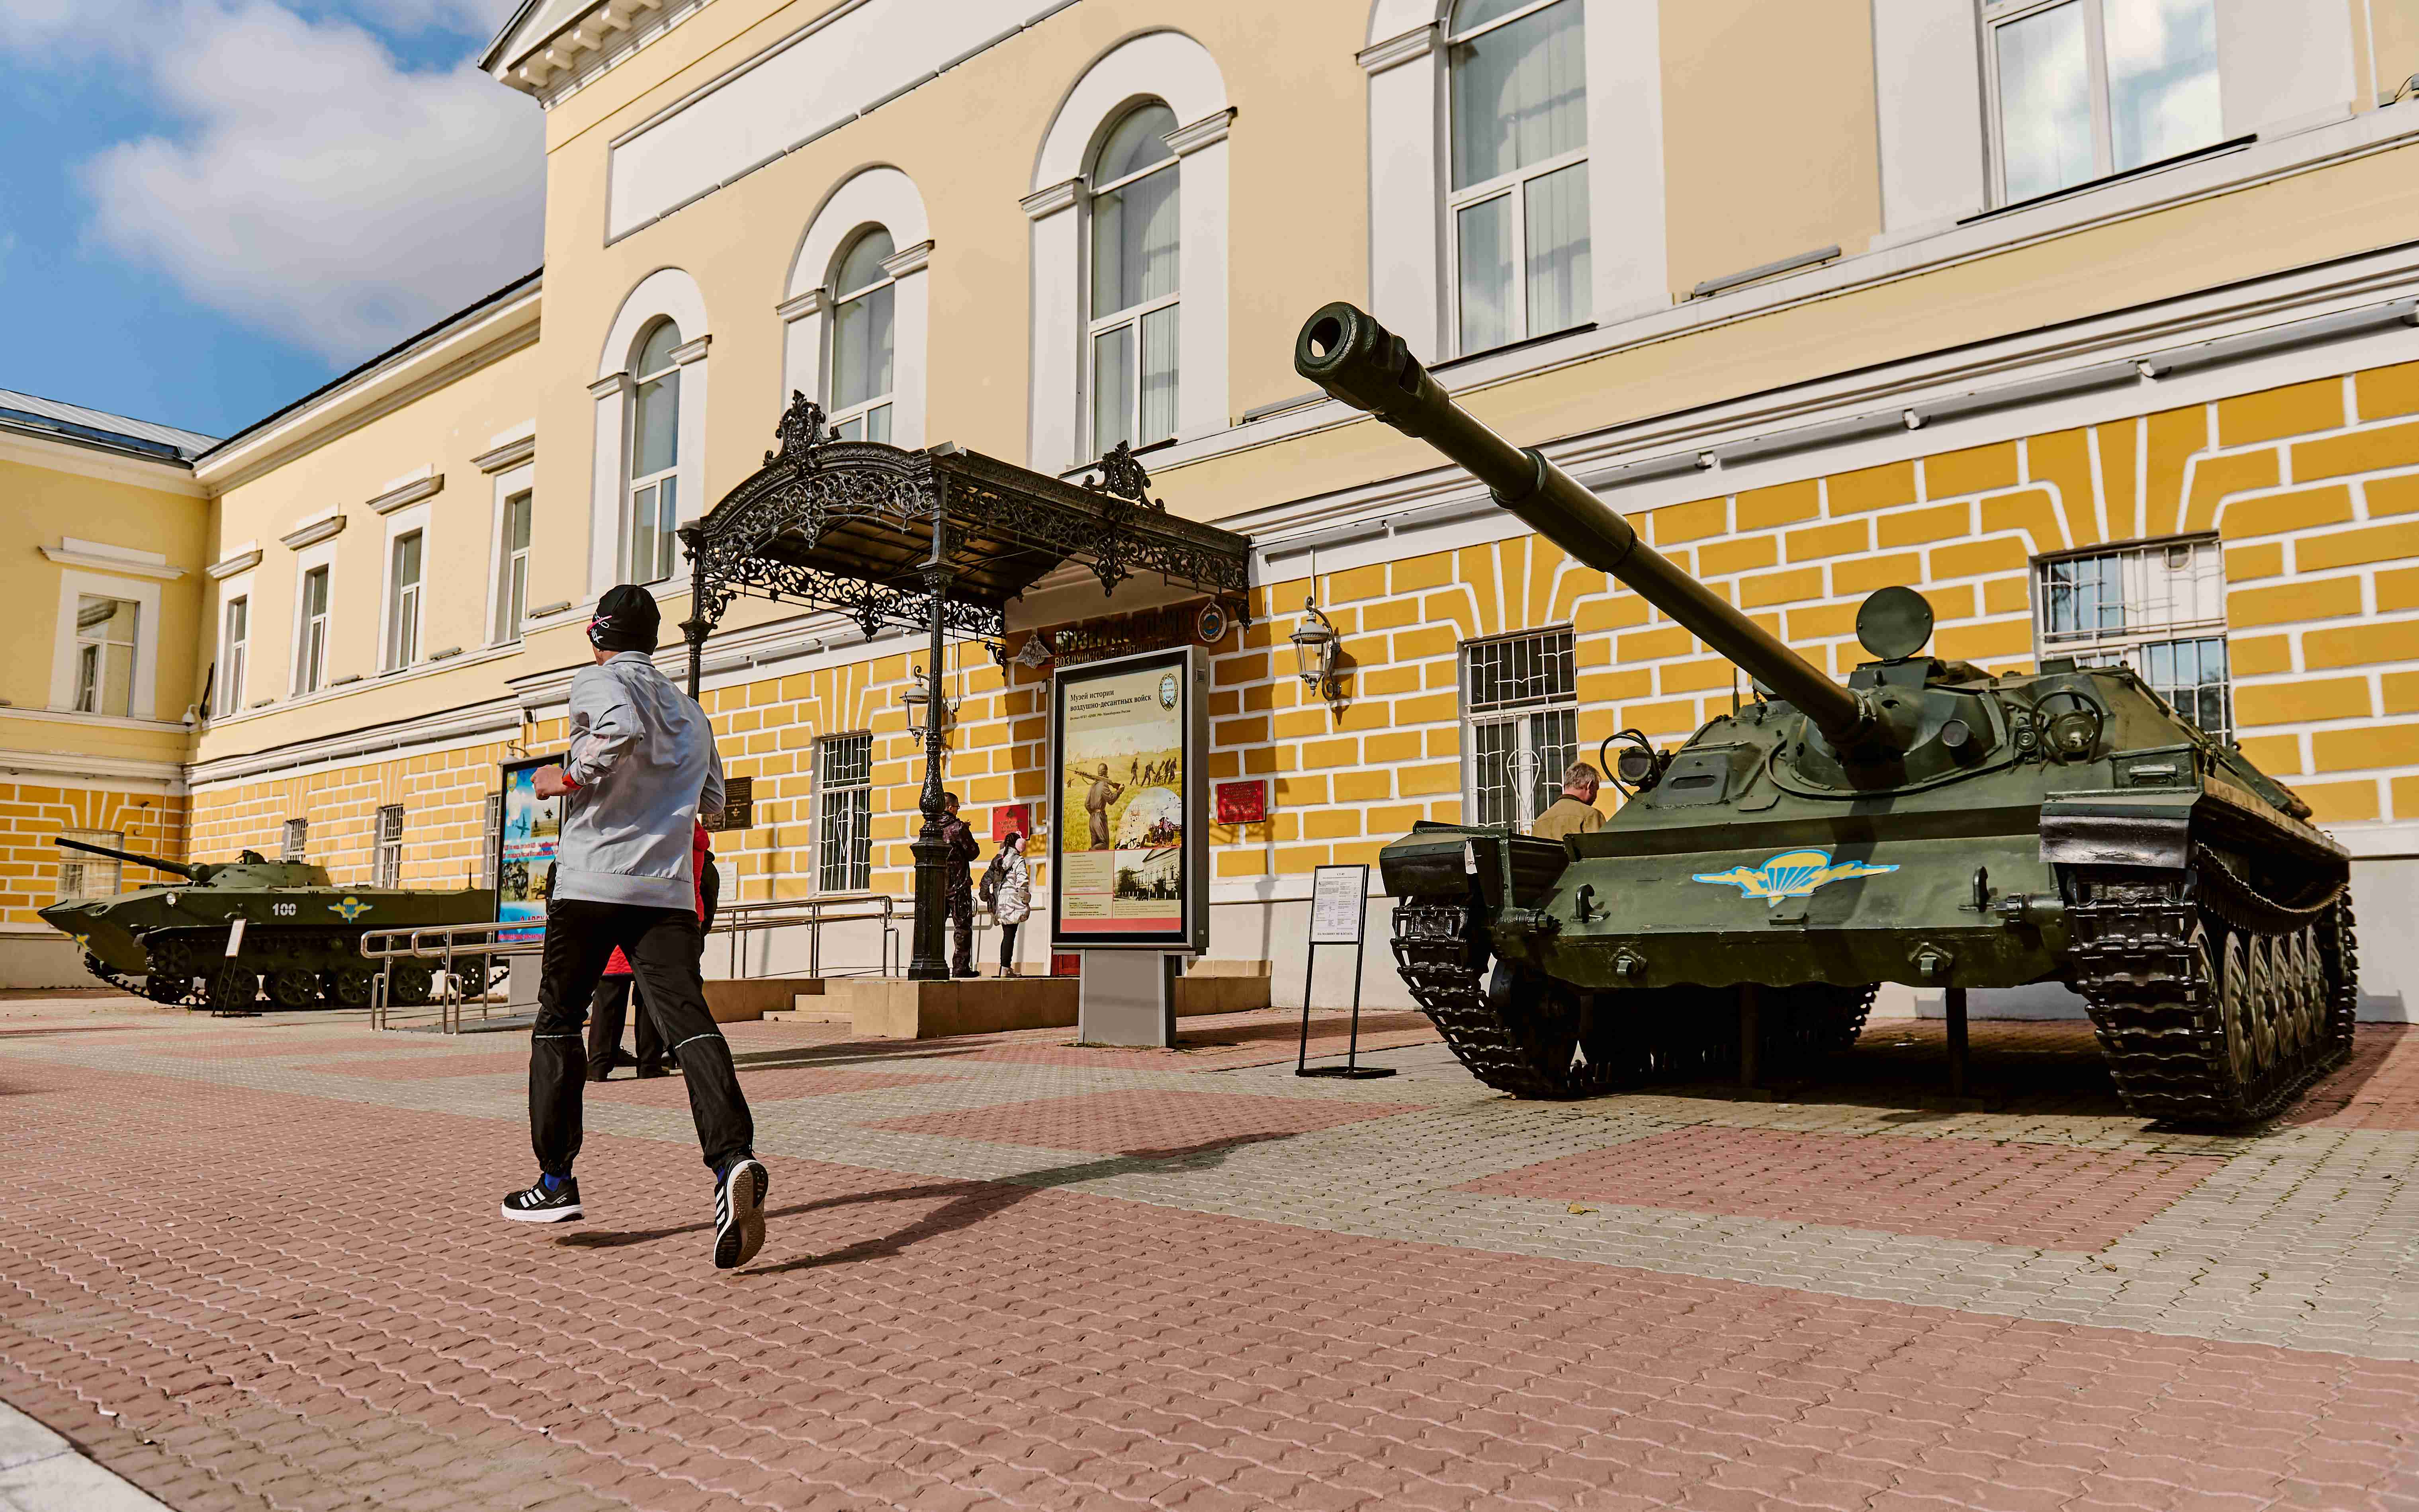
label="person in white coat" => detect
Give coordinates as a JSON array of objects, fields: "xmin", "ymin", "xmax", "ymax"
[{"xmin": 980, "ymin": 833, "xmax": 1033, "ymax": 977}]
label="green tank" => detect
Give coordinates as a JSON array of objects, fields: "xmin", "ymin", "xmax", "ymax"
[
  {"xmin": 1293, "ymin": 302, "xmax": 2356, "ymax": 1125},
  {"xmin": 39, "ymin": 837, "xmax": 498, "ymax": 1012}
]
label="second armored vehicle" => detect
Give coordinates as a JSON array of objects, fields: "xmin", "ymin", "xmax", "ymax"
[
  {"xmin": 1294, "ymin": 301, "xmax": 2355, "ymax": 1126},
  {"xmin": 40, "ymin": 837, "xmax": 498, "ymax": 1011}
]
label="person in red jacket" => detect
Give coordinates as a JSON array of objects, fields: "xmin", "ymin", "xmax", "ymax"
[{"xmin": 584, "ymin": 822, "xmax": 719, "ymax": 1080}]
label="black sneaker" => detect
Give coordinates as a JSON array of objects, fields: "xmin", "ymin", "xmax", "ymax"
[
  {"xmin": 636, "ymin": 1060, "xmax": 675, "ymax": 1079},
  {"xmin": 712, "ymin": 1158, "xmax": 768, "ymax": 1269},
  {"xmin": 501, "ymin": 1176, "xmax": 583, "ymax": 1223}
]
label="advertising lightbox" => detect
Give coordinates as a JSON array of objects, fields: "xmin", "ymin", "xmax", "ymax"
[{"xmin": 1047, "ymin": 645, "xmax": 1209, "ymax": 953}]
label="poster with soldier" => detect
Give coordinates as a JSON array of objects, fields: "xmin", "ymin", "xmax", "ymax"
[{"xmin": 1048, "ymin": 646, "xmax": 1207, "ymax": 952}]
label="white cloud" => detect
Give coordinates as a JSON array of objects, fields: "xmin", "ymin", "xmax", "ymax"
[{"xmin": 6, "ymin": 0, "xmax": 542, "ymax": 366}]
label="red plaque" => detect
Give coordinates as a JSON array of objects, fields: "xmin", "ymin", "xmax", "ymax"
[
  {"xmin": 1215, "ymin": 779, "xmax": 1267, "ymax": 824},
  {"xmin": 991, "ymin": 802, "xmax": 1033, "ymax": 841}
]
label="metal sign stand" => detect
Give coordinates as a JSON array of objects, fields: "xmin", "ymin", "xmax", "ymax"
[{"xmin": 1296, "ymin": 863, "xmax": 1394, "ymax": 1080}]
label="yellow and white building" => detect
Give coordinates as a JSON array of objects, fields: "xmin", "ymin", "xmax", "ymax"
[{"xmin": 13, "ymin": 0, "xmax": 2419, "ymax": 1020}]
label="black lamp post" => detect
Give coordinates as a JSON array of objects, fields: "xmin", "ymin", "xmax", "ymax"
[{"xmin": 905, "ymin": 563, "xmax": 954, "ymax": 981}]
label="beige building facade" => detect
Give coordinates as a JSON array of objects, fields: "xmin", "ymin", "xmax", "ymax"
[{"xmin": 15, "ymin": 0, "xmax": 2419, "ymax": 1019}]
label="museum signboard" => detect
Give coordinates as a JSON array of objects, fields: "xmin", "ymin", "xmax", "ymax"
[
  {"xmin": 1046, "ymin": 646, "xmax": 1209, "ymax": 953},
  {"xmin": 495, "ymin": 754, "xmax": 562, "ymax": 945}
]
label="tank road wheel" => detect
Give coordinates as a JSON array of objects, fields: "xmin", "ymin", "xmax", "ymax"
[
  {"xmin": 207, "ymin": 966, "xmax": 260, "ymax": 1013},
  {"xmin": 2075, "ymin": 874, "xmax": 2357, "ymax": 1127},
  {"xmin": 321, "ymin": 969, "xmax": 375, "ymax": 1009},
  {"xmin": 387, "ymin": 963, "xmax": 435, "ymax": 1008},
  {"xmin": 143, "ymin": 973, "xmax": 193, "ymax": 1005},
  {"xmin": 266, "ymin": 969, "xmax": 322, "ymax": 1010}
]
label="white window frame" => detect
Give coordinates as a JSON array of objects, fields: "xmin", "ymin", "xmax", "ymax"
[
  {"xmin": 1442, "ymin": 0, "xmax": 1591, "ymax": 357},
  {"xmin": 1083, "ymin": 105, "xmax": 1183, "ymax": 456},
  {"xmin": 1979, "ymin": 0, "xmax": 2223, "ymax": 208},
  {"xmin": 72, "ymin": 593, "xmax": 142, "ymax": 718},
  {"xmin": 826, "ymin": 231, "xmax": 899, "ymax": 442},
  {"xmin": 2033, "ymin": 534, "xmax": 2233, "ymax": 738},
  {"xmin": 373, "ymin": 804, "xmax": 405, "ymax": 888},
  {"xmin": 591, "ymin": 268, "xmax": 710, "ymax": 602},
  {"xmin": 382, "ymin": 526, "xmax": 424, "ymax": 673},
  {"xmin": 781, "ymin": 168, "xmax": 933, "ymax": 451},
  {"xmin": 47, "ymin": 567, "xmax": 164, "ymax": 722},
  {"xmin": 625, "ymin": 320, "xmax": 684, "ymax": 588},
  {"xmin": 1025, "ymin": 32, "xmax": 1232, "ymax": 474},
  {"xmin": 217, "ymin": 589, "xmax": 250, "ymax": 718},
  {"xmin": 489, "ymin": 467, "xmax": 534, "ymax": 646},
  {"xmin": 282, "ymin": 817, "xmax": 309, "ymax": 861},
  {"xmin": 1459, "ymin": 626, "xmax": 1580, "ymax": 833}
]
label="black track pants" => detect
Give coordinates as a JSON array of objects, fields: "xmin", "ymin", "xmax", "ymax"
[
  {"xmin": 584, "ymin": 976, "xmax": 666, "ymax": 1069},
  {"xmin": 530, "ymin": 899, "xmax": 752, "ymax": 1178}
]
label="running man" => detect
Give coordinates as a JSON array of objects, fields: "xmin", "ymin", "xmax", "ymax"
[{"xmin": 500, "ymin": 584, "xmax": 769, "ymax": 1271}]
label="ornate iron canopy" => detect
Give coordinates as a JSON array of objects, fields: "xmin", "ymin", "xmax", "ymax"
[{"xmin": 679, "ymin": 393, "xmax": 1252, "ymax": 654}]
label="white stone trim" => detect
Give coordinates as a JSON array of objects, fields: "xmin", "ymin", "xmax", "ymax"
[
  {"xmin": 206, "ymin": 547, "xmax": 262, "ymax": 581},
  {"xmin": 474, "ymin": 427, "xmax": 537, "ymax": 473},
  {"xmin": 46, "ymin": 568, "xmax": 165, "ymax": 722},
  {"xmin": 783, "ymin": 168, "xmax": 933, "ymax": 448},
  {"xmin": 1028, "ymin": 30, "xmax": 1234, "ymax": 471},
  {"xmin": 0, "ymin": 428, "xmax": 205, "ymax": 496},
  {"xmin": 1871, "ymin": 0, "xmax": 1986, "ymax": 235},
  {"xmin": 38, "ymin": 539, "xmax": 185, "ymax": 581},
  {"xmin": 278, "ymin": 511, "xmax": 347, "ymax": 550},
  {"xmin": 366, "ymin": 468, "xmax": 442, "ymax": 516},
  {"xmin": 2215, "ymin": 0, "xmax": 2357, "ymax": 143},
  {"xmin": 190, "ymin": 698, "xmax": 525, "ymax": 790},
  {"xmin": 1356, "ymin": 23, "xmax": 1433, "ymax": 73},
  {"xmin": 0, "ymin": 744, "xmax": 186, "ymax": 792}
]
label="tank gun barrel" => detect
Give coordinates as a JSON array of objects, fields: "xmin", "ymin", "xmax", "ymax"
[
  {"xmin": 54, "ymin": 835, "xmax": 203, "ymax": 882},
  {"xmin": 1294, "ymin": 302, "xmax": 1875, "ymax": 751}
]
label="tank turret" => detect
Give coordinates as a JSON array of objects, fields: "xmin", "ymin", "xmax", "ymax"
[{"xmin": 1295, "ymin": 302, "xmax": 2356, "ymax": 1125}]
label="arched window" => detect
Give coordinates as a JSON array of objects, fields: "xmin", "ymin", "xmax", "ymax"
[
  {"xmin": 628, "ymin": 319, "xmax": 682, "ymax": 585},
  {"xmin": 1088, "ymin": 102, "xmax": 1181, "ymax": 453},
  {"xmin": 829, "ymin": 229, "xmax": 897, "ymax": 442},
  {"xmin": 1446, "ymin": 0, "xmax": 1589, "ymax": 354}
]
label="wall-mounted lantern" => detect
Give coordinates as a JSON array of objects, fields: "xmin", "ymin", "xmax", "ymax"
[
  {"xmin": 1288, "ymin": 597, "xmax": 1342, "ymax": 705},
  {"xmin": 902, "ymin": 664, "xmax": 958, "ymax": 738}
]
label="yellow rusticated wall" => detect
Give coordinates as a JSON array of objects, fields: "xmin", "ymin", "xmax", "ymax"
[
  {"xmin": 190, "ymin": 357, "xmax": 2419, "ymax": 902},
  {"xmin": 0, "ymin": 786, "xmax": 188, "ymax": 926}
]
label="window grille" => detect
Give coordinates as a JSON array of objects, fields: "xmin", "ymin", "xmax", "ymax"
[
  {"xmin": 57, "ymin": 829, "xmax": 122, "ymax": 901},
  {"xmin": 282, "ymin": 818, "xmax": 308, "ymax": 861},
  {"xmin": 479, "ymin": 792, "xmax": 503, "ymax": 889},
  {"xmin": 1983, "ymin": 0, "xmax": 2221, "ymax": 205},
  {"xmin": 1464, "ymin": 628, "xmax": 1580, "ymax": 831},
  {"xmin": 371, "ymin": 805, "xmax": 404, "ymax": 888},
  {"xmin": 817, "ymin": 732, "xmax": 874, "ymax": 893},
  {"xmin": 2035, "ymin": 536, "xmax": 2233, "ymax": 739}
]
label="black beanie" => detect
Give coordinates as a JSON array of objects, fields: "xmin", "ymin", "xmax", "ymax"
[{"xmin": 589, "ymin": 584, "xmax": 661, "ymax": 653}]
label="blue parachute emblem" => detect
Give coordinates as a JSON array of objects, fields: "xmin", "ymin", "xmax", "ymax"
[{"xmin": 1691, "ymin": 847, "xmax": 1897, "ymax": 905}]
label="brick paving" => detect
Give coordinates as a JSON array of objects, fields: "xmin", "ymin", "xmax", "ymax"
[{"xmin": 0, "ymin": 988, "xmax": 2413, "ymax": 1511}]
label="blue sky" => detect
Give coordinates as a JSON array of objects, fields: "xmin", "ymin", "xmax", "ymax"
[{"xmin": 0, "ymin": 1, "xmax": 542, "ymax": 441}]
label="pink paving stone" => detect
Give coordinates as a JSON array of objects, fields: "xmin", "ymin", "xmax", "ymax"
[
  {"xmin": 295, "ymin": 1052, "xmax": 528, "ymax": 1080},
  {"xmin": 2286, "ymin": 1024, "xmax": 2419, "ymax": 1131},
  {"xmin": 950, "ymin": 1009, "xmax": 1439, "ymax": 1072},
  {"xmin": 1456, "ymin": 1125, "xmax": 2225, "ymax": 1250},
  {"xmin": 587, "ymin": 1066, "xmax": 946, "ymax": 1107},
  {"xmin": 863, "ymin": 1088, "xmax": 1423, "ymax": 1157}
]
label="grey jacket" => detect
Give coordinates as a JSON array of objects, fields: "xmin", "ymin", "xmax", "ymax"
[{"xmin": 554, "ymin": 651, "xmax": 725, "ymax": 910}]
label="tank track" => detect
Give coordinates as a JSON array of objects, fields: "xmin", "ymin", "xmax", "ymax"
[
  {"xmin": 82, "ymin": 928, "xmax": 486, "ymax": 1013},
  {"xmin": 1389, "ymin": 898, "xmax": 1873, "ymax": 1099},
  {"xmin": 2071, "ymin": 864, "xmax": 2355, "ymax": 1126}
]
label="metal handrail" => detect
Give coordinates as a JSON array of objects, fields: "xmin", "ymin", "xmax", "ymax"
[{"xmin": 361, "ymin": 892, "xmax": 903, "ymax": 1031}]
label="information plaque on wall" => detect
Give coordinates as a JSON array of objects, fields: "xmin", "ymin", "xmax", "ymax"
[
  {"xmin": 1047, "ymin": 646, "xmax": 1209, "ymax": 953},
  {"xmin": 702, "ymin": 775, "xmax": 754, "ymax": 832}
]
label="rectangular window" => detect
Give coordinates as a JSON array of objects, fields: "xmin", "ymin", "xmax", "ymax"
[
  {"xmin": 1985, "ymin": 0, "xmax": 2221, "ymax": 205},
  {"xmin": 372, "ymin": 804, "xmax": 404, "ymax": 888},
  {"xmin": 2035, "ymin": 536, "xmax": 2232, "ymax": 738},
  {"xmin": 495, "ymin": 492, "xmax": 531, "ymax": 644},
  {"xmin": 385, "ymin": 530, "xmax": 422, "ymax": 670},
  {"xmin": 1464, "ymin": 627, "xmax": 1579, "ymax": 831},
  {"xmin": 57, "ymin": 829, "xmax": 123, "ymax": 901},
  {"xmin": 816, "ymin": 732, "xmax": 874, "ymax": 893},
  {"xmin": 479, "ymin": 792, "xmax": 503, "ymax": 889},
  {"xmin": 282, "ymin": 817, "xmax": 309, "ymax": 861},
  {"xmin": 217, "ymin": 596, "xmax": 248, "ymax": 717},
  {"xmin": 72, "ymin": 595, "xmax": 139, "ymax": 717},
  {"xmin": 1447, "ymin": 0, "xmax": 1590, "ymax": 354},
  {"xmin": 297, "ymin": 565, "xmax": 330, "ymax": 694}
]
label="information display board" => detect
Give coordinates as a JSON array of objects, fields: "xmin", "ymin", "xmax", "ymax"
[
  {"xmin": 1048, "ymin": 646, "xmax": 1209, "ymax": 953},
  {"xmin": 1309, "ymin": 865, "xmax": 1369, "ymax": 945},
  {"xmin": 495, "ymin": 754, "xmax": 563, "ymax": 944}
]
